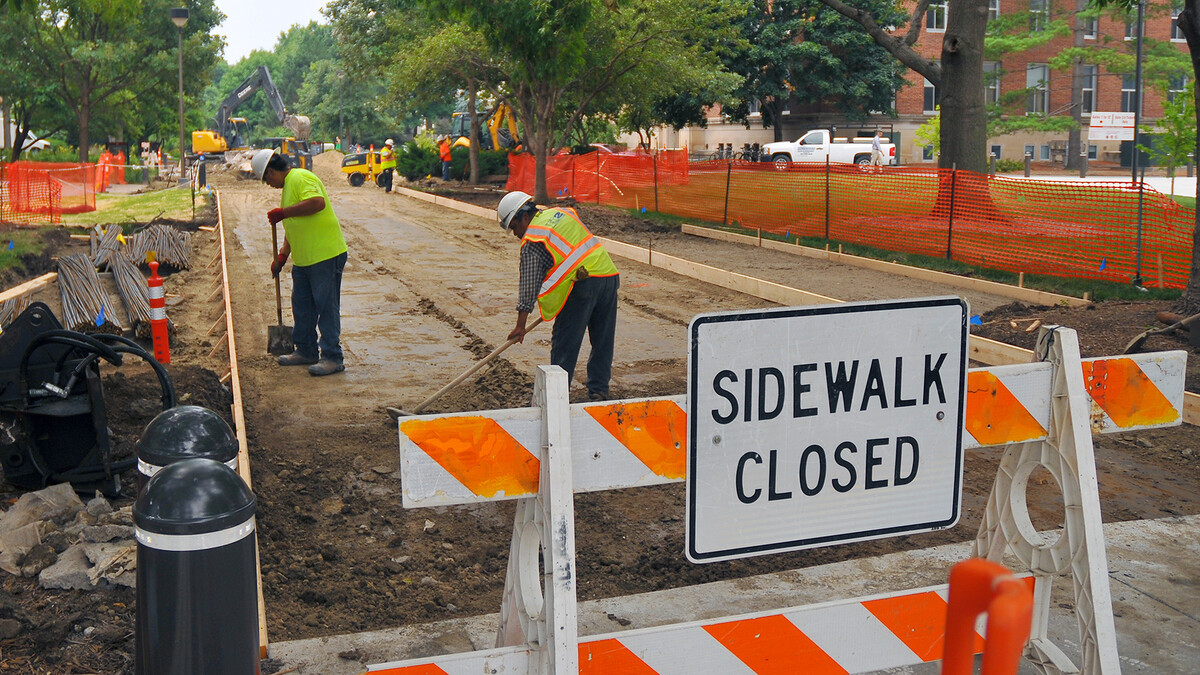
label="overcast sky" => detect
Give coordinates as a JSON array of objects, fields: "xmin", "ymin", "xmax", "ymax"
[{"xmin": 213, "ymin": 0, "xmax": 330, "ymax": 63}]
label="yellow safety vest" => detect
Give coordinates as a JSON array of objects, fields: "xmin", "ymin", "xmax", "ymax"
[{"xmin": 521, "ymin": 208, "xmax": 619, "ymax": 321}]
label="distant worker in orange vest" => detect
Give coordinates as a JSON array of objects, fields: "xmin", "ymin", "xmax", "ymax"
[
  {"xmin": 438, "ymin": 135, "xmax": 452, "ymax": 181},
  {"xmin": 499, "ymin": 190, "xmax": 620, "ymax": 401}
]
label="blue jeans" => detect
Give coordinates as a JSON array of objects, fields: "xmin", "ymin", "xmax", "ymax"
[
  {"xmin": 550, "ymin": 275, "xmax": 619, "ymax": 398},
  {"xmin": 291, "ymin": 252, "xmax": 346, "ymax": 364},
  {"xmin": 442, "ymin": 160, "xmax": 452, "ymax": 181}
]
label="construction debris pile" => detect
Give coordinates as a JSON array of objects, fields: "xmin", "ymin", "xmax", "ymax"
[
  {"xmin": 0, "ymin": 483, "xmax": 135, "ymax": 592},
  {"xmin": 57, "ymin": 254, "xmax": 123, "ymax": 334}
]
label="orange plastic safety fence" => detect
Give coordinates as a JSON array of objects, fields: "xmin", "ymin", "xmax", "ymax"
[
  {"xmin": 0, "ymin": 161, "xmax": 98, "ymax": 225},
  {"xmin": 507, "ymin": 155, "xmax": 1195, "ymax": 289}
]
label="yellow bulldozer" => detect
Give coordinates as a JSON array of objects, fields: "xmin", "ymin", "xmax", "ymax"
[
  {"xmin": 192, "ymin": 66, "xmax": 310, "ymax": 154},
  {"xmin": 450, "ymin": 103, "xmax": 521, "ymax": 151}
]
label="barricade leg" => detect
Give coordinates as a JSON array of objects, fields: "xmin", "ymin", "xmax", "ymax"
[
  {"xmin": 495, "ymin": 365, "xmax": 578, "ymax": 673},
  {"xmin": 943, "ymin": 558, "xmax": 1034, "ymax": 675},
  {"xmin": 972, "ymin": 326, "xmax": 1120, "ymax": 674}
]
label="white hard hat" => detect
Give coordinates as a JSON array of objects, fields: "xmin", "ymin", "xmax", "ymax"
[
  {"xmin": 385, "ymin": 138, "xmax": 394, "ymax": 146},
  {"xmin": 497, "ymin": 191, "xmax": 534, "ymax": 231},
  {"xmin": 251, "ymin": 148, "xmax": 277, "ymax": 180}
]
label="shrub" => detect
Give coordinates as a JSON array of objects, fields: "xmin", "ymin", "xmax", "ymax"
[
  {"xmin": 447, "ymin": 148, "xmax": 510, "ymax": 180},
  {"xmin": 994, "ymin": 158, "xmax": 1024, "ymax": 173},
  {"xmin": 395, "ymin": 141, "xmax": 440, "ymax": 180}
]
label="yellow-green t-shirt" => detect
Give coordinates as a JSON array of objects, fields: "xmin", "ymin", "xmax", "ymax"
[{"xmin": 281, "ymin": 168, "xmax": 348, "ymax": 267}]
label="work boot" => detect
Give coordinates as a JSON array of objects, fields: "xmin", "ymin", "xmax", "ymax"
[
  {"xmin": 278, "ymin": 351, "xmax": 318, "ymax": 366},
  {"xmin": 308, "ymin": 359, "xmax": 345, "ymax": 377}
]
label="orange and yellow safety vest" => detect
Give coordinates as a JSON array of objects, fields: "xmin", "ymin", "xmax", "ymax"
[{"xmin": 521, "ymin": 207, "xmax": 619, "ymax": 320}]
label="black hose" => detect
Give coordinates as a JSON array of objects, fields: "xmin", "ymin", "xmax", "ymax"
[
  {"xmin": 88, "ymin": 335, "xmax": 177, "ymax": 410},
  {"xmin": 21, "ymin": 333, "xmax": 123, "ymax": 399}
]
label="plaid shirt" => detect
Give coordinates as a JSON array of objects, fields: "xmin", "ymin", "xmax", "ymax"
[{"xmin": 517, "ymin": 240, "xmax": 555, "ymax": 313}]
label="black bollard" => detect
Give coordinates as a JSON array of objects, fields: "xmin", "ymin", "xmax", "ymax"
[
  {"xmin": 197, "ymin": 154, "xmax": 207, "ymax": 188},
  {"xmin": 135, "ymin": 458, "xmax": 258, "ymax": 674},
  {"xmin": 136, "ymin": 405, "xmax": 238, "ymax": 492},
  {"xmin": 1080, "ymin": 151, "xmax": 1089, "ymax": 179},
  {"xmin": 1024, "ymin": 153, "xmax": 1032, "ymax": 178}
]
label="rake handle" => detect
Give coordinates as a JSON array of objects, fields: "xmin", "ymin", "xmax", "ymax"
[{"xmin": 411, "ymin": 317, "xmax": 544, "ymax": 414}]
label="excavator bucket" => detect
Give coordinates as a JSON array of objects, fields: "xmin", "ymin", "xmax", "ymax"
[{"xmin": 285, "ymin": 115, "xmax": 311, "ymax": 140}]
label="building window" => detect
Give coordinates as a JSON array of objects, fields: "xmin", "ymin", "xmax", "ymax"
[
  {"xmin": 924, "ymin": 77, "xmax": 940, "ymax": 114},
  {"xmin": 990, "ymin": 144, "xmax": 1003, "ymax": 159},
  {"xmin": 747, "ymin": 98, "xmax": 761, "ymax": 116},
  {"xmin": 1173, "ymin": 2, "xmax": 1185, "ymax": 41},
  {"xmin": 1040, "ymin": 145, "xmax": 1051, "ymax": 160},
  {"xmin": 985, "ymin": 62, "xmax": 1002, "ymax": 105},
  {"xmin": 1080, "ymin": 13, "xmax": 1097, "ymax": 39},
  {"xmin": 1024, "ymin": 144, "xmax": 1035, "ymax": 158},
  {"xmin": 1088, "ymin": 144, "xmax": 1098, "ymax": 160},
  {"xmin": 1081, "ymin": 64, "xmax": 1097, "ymax": 116},
  {"xmin": 1168, "ymin": 75, "xmax": 1188, "ymax": 103},
  {"xmin": 1030, "ymin": 0, "xmax": 1049, "ymax": 32},
  {"xmin": 927, "ymin": 0, "xmax": 947, "ymax": 31},
  {"xmin": 1125, "ymin": 13, "xmax": 1137, "ymax": 40},
  {"xmin": 989, "ymin": 0, "xmax": 1000, "ymax": 22},
  {"xmin": 1122, "ymin": 74, "xmax": 1138, "ymax": 113},
  {"xmin": 923, "ymin": 145, "xmax": 936, "ymax": 161},
  {"xmin": 1026, "ymin": 64, "xmax": 1049, "ymax": 114}
]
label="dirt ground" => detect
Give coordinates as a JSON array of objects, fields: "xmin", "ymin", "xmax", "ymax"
[{"xmin": 0, "ymin": 154, "xmax": 1198, "ymax": 673}]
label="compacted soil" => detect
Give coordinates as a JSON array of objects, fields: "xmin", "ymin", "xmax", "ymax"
[{"xmin": 0, "ymin": 155, "xmax": 1197, "ymax": 673}]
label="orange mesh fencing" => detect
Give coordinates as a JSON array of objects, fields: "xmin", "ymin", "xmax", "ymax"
[
  {"xmin": 1, "ymin": 161, "xmax": 98, "ymax": 225},
  {"xmin": 507, "ymin": 154, "xmax": 1195, "ymax": 289}
]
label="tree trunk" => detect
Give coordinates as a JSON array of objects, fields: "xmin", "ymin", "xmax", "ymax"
[
  {"xmin": 532, "ymin": 122, "xmax": 551, "ymax": 204},
  {"xmin": 467, "ymin": 82, "xmax": 480, "ymax": 185},
  {"xmin": 1066, "ymin": 0, "xmax": 1086, "ymax": 170},
  {"xmin": 939, "ymin": 0, "xmax": 987, "ymax": 173},
  {"xmin": 1178, "ymin": 2, "xmax": 1200, "ymax": 313},
  {"xmin": 768, "ymin": 98, "xmax": 785, "ymax": 142},
  {"xmin": 78, "ymin": 101, "xmax": 90, "ymax": 164}
]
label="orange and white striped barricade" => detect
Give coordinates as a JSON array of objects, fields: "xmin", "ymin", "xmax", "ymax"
[
  {"xmin": 378, "ymin": 327, "xmax": 1184, "ymax": 674},
  {"xmin": 147, "ymin": 261, "xmax": 170, "ymax": 364}
]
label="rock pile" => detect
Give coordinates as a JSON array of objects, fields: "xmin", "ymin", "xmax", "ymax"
[{"xmin": 0, "ymin": 483, "xmax": 136, "ymax": 591}]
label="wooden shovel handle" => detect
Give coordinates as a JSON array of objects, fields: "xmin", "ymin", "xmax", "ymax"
[
  {"xmin": 271, "ymin": 220, "xmax": 283, "ymax": 325},
  {"xmin": 411, "ymin": 317, "xmax": 545, "ymax": 414}
]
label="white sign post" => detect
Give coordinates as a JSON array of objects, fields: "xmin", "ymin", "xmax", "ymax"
[
  {"xmin": 1088, "ymin": 112, "xmax": 1136, "ymax": 142},
  {"xmin": 687, "ymin": 297, "xmax": 968, "ymax": 563}
]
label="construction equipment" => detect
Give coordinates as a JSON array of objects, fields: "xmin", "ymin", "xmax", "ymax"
[
  {"xmin": 0, "ymin": 303, "xmax": 175, "ymax": 496},
  {"xmin": 192, "ymin": 65, "xmax": 311, "ymax": 154},
  {"xmin": 386, "ymin": 317, "xmax": 543, "ymax": 420},
  {"xmin": 267, "ymin": 220, "xmax": 295, "ymax": 356},
  {"xmin": 262, "ymin": 137, "xmax": 321, "ymax": 172},
  {"xmin": 450, "ymin": 103, "xmax": 521, "ymax": 151},
  {"xmin": 341, "ymin": 148, "xmax": 395, "ymax": 187}
]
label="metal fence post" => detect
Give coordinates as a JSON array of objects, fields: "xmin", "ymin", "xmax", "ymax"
[
  {"xmin": 722, "ymin": 160, "xmax": 732, "ymax": 226},
  {"xmin": 1024, "ymin": 152, "xmax": 1032, "ymax": 178},
  {"xmin": 1080, "ymin": 149, "xmax": 1088, "ymax": 179},
  {"xmin": 596, "ymin": 151, "xmax": 601, "ymax": 205},
  {"xmin": 653, "ymin": 153, "xmax": 659, "ymax": 212},
  {"xmin": 824, "ymin": 154, "xmax": 831, "ymax": 240},
  {"xmin": 946, "ymin": 163, "xmax": 957, "ymax": 260},
  {"xmin": 1134, "ymin": 164, "xmax": 1146, "ymax": 286}
]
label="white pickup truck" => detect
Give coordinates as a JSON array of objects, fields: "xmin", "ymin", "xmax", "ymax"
[{"xmin": 761, "ymin": 129, "xmax": 895, "ymax": 166}]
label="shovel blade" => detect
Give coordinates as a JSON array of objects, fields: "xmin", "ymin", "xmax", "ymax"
[{"xmin": 268, "ymin": 325, "xmax": 294, "ymax": 355}]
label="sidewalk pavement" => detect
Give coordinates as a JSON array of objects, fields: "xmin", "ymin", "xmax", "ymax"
[
  {"xmin": 267, "ymin": 514, "xmax": 1200, "ymax": 674},
  {"xmin": 1010, "ymin": 173, "xmax": 1197, "ymax": 198}
]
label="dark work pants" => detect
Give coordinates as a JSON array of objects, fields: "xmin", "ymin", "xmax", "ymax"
[
  {"xmin": 442, "ymin": 160, "xmax": 452, "ymax": 181},
  {"xmin": 291, "ymin": 252, "xmax": 347, "ymax": 364},
  {"xmin": 381, "ymin": 168, "xmax": 393, "ymax": 192},
  {"xmin": 550, "ymin": 275, "xmax": 619, "ymax": 398}
]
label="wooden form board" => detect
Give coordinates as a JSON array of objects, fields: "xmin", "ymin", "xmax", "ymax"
[
  {"xmin": 680, "ymin": 225, "xmax": 1090, "ymax": 309},
  {"xmin": 396, "ymin": 189, "xmax": 1197, "ymax": 427},
  {"xmin": 0, "ymin": 272, "xmax": 57, "ymax": 303},
  {"xmin": 213, "ymin": 191, "xmax": 269, "ymax": 657}
]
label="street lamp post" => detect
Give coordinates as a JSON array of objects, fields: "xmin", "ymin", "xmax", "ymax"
[
  {"xmin": 170, "ymin": 8, "xmax": 189, "ymax": 184},
  {"xmin": 337, "ymin": 70, "xmax": 346, "ymax": 149},
  {"xmin": 1131, "ymin": 0, "xmax": 1146, "ymax": 287}
]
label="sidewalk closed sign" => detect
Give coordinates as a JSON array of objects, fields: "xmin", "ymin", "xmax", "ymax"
[{"xmin": 686, "ymin": 298, "xmax": 968, "ymax": 563}]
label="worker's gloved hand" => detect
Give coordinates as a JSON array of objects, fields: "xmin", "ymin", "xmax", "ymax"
[
  {"xmin": 267, "ymin": 208, "xmax": 285, "ymax": 225},
  {"xmin": 271, "ymin": 253, "xmax": 287, "ymax": 278}
]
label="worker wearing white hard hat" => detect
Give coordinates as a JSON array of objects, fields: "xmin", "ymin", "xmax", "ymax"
[
  {"xmin": 380, "ymin": 139, "xmax": 397, "ymax": 193},
  {"xmin": 500, "ymin": 191, "xmax": 620, "ymax": 401},
  {"xmin": 253, "ymin": 148, "xmax": 349, "ymax": 377}
]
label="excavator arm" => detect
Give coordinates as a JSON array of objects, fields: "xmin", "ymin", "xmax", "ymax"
[{"xmin": 213, "ymin": 66, "xmax": 310, "ymax": 147}]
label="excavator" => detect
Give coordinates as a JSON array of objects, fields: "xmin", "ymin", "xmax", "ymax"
[
  {"xmin": 450, "ymin": 103, "xmax": 521, "ymax": 151},
  {"xmin": 192, "ymin": 65, "xmax": 316, "ymax": 168}
]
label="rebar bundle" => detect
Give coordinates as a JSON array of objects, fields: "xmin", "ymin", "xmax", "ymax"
[
  {"xmin": 89, "ymin": 225, "xmax": 124, "ymax": 271},
  {"xmin": 57, "ymin": 254, "xmax": 123, "ymax": 334},
  {"xmin": 110, "ymin": 251, "xmax": 153, "ymax": 336},
  {"xmin": 126, "ymin": 223, "xmax": 192, "ymax": 271},
  {"xmin": 0, "ymin": 296, "xmax": 32, "ymax": 331}
]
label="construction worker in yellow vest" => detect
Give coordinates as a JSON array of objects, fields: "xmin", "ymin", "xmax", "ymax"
[{"xmin": 500, "ymin": 190, "xmax": 620, "ymax": 401}]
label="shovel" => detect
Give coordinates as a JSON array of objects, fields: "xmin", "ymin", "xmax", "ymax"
[
  {"xmin": 387, "ymin": 317, "xmax": 544, "ymax": 420},
  {"xmin": 267, "ymin": 220, "xmax": 295, "ymax": 355}
]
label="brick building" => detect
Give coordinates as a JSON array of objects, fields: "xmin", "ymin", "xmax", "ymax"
[{"xmin": 631, "ymin": 0, "xmax": 1191, "ymax": 166}]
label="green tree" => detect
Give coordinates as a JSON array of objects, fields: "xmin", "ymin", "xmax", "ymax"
[
  {"xmin": 1142, "ymin": 80, "xmax": 1196, "ymax": 197},
  {"xmin": 4, "ymin": 0, "xmax": 224, "ymax": 162},
  {"xmin": 429, "ymin": 0, "xmax": 743, "ymax": 203}
]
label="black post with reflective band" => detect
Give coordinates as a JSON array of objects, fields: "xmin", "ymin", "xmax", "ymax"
[
  {"xmin": 136, "ymin": 405, "xmax": 239, "ymax": 492},
  {"xmin": 135, "ymin": 458, "xmax": 258, "ymax": 674}
]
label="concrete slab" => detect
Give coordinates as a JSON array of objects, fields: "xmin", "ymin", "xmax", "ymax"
[{"xmin": 266, "ymin": 514, "xmax": 1199, "ymax": 674}]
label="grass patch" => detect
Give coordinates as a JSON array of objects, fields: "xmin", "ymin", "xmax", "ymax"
[
  {"xmin": 0, "ymin": 230, "xmax": 48, "ymax": 275},
  {"xmin": 62, "ymin": 187, "xmax": 205, "ymax": 227},
  {"xmin": 1172, "ymin": 194, "xmax": 1196, "ymax": 210},
  {"xmin": 611, "ymin": 205, "xmax": 1182, "ymax": 303}
]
